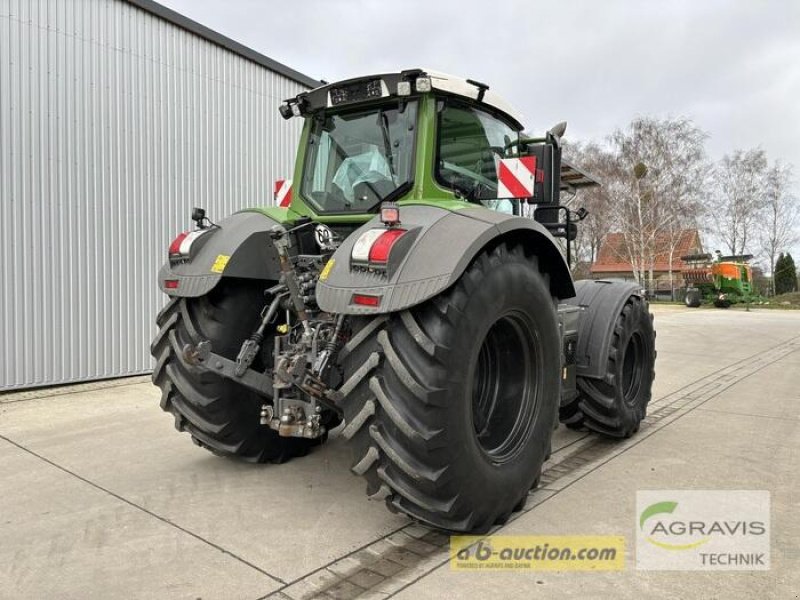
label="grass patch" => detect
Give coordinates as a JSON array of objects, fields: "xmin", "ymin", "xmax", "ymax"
[{"xmin": 770, "ymin": 292, "xmax": 800, "ymax": 305}]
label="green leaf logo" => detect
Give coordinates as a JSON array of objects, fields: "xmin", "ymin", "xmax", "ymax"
[
  {"xmin": 640, "ymin": 500, "xmax": 709, "ymax": 551},
  {"xmin": 640, "ymin": 501, "xmax": 678, "ymax": 530}
]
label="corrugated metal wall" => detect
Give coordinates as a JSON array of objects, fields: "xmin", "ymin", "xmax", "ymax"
[{"xmin": 0, "ymin": 0, "xmax": 309, "ymax": 390}]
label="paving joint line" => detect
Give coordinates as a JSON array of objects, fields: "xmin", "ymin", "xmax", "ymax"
[
  {"xmin": 257, "ymin": 522, "xmax": 412, "ymax": 600},
  {"xmin": 694, "ymin": 407, "xmax": 800, "ymax": 422},
  {"xmin": 0, "ymin": 433, "xmax": 287, "ymax": 586},
  {"xmin": 647, "ymin": 335, "xmax": 798, "ymax": 409},
  {"xmin": 0, "ymin": 375, "xmax": 152, "ymax": 404}
]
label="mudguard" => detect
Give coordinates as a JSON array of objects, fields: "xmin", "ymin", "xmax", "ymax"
[
  {"xmin": 563, "ymin": 279, "xmax": 643, "ymax": 380},
  {"xmin": 157, "ymin": 211, "xmax": 283, "ymax": 297},
  {"xmin": 316, "ymin": 204, "xmax": 575, "ymax": 315}
]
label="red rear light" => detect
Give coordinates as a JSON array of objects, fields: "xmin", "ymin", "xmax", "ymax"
[
  {"xmin": 368, "ymin": 229, "xmax": 407, "ymax": 264},
  {"xmin": 351, "ymin": 294, "xmax": 381, "ymax": 307},
  {"xmin": 169, "ymin": 232, "xmax": 189, "ymax": 255},
  {"xmin": 164, "ymin": 279, "xmax": 179, "ymax": 289},
  {"xmin": 168, "ymin": 229, "xmax": 210, "ymax": 260}
]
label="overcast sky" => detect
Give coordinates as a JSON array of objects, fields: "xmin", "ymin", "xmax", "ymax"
[{"xmin": 160, "ymin": 0, "xmax": 799, "ymax": 250}]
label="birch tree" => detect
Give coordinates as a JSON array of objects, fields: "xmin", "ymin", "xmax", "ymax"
[
  {"xmin": 563, "ymin": 141, "xmax": 616, "ymax": 266},
  {"xmin": 607, "ymin": 117, "xmax": 707, "ymax": 290},
  {"xmin": 707, "ymin": 148, "xmax": 768, "ymax": 256},
  {"xmin": 758, "ymin": 160, "xmax": 799, "ymax": 294}
]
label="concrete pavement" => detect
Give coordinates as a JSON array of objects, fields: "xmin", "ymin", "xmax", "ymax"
[{"xmin": 1, "ymin": 306, "xmax": 798, "ymax": 599}]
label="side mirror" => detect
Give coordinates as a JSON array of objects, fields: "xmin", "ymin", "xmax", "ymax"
[{"xmin": 548, "ymin": 121, "xmax": 567, "ymax": 139}]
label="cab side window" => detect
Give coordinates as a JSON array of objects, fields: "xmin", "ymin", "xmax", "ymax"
[{"xmin": 435, "ymin": 102, "xmax": 519, "ymax": 202}]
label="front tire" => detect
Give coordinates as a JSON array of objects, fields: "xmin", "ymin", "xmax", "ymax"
[
  {"xmin": 150, "ymin": 279, "xmax": 320, "ymax": 463},
  {"xmin": 560, "ymin": 296, "xmax": 655, "ymax": 438},
  {"xmin": 338, "ymin": 244, "xmax": 560, "ymax": 532}
]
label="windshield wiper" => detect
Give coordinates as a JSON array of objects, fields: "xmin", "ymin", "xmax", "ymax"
[
  {"xmin": 363, "ymin": 180, "xmax": 412, "ymax": 213},
  {"xmin": 379, "ymin": 112, "xmax": 397, "ymax": 182}
]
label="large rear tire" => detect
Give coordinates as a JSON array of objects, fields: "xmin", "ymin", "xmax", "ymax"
[
  {"xmin": 338, "ymin": 244, "xmax": 560, "ymax": 532},
  {"xmin": 150, "ymin": 279, "xmax": 320, "ymax": 463},
  {"xmin": 560, "ymin": 296, "xmax": 655, "ymax": 438}
]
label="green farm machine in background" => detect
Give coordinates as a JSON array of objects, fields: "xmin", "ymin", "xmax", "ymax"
[{"xmin": 682, "ymin": 252, "xmax": 756, "ymax": 308}]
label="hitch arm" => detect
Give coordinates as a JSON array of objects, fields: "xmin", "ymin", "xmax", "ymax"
[{"xmin": 183, "ymin": 341, "xmax": 274, "ymax": 398}]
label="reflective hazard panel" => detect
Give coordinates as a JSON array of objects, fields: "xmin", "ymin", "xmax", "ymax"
[
  {"xmin": 274, "ymin": 179, "xmax": 292, "ymax": 207},
  {"xmin": 497, "ymin": 156, "xmax": 537, "ymax": 198}
]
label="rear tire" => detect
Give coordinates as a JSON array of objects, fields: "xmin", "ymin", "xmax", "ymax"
[
  {"xmin": 685, "ymin": 289, "xmax": 702, "ymax": 308},
  {"xmin": 560, "ymin": 296, "xmax": 655, "ymax": 438},
  {"xmin": 338, "ymin": 244, "xmax": 560, "ymax": 532},
  {"xmin": 150, "ymin": 279, "xmax": 320, "ymax": 463}
]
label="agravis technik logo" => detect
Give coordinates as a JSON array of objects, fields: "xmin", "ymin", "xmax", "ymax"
[{"xmin": 636, "ymin": 491, "xmax": 770, "ymax": 570}]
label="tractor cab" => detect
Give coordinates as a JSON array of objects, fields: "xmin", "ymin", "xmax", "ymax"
[{"xmin": 278, "ymin": 68, "xmax": 599, "ymax": 263}]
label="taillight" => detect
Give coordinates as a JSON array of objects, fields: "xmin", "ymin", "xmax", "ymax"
[
  {"xmin": 351, "ymin": 229, "xmax": 385, "ymax": 263},
  {"xmin": 168, "ymin": 230, "xmax": 209, "ymax": 260},
  {"xmin": 351, "ymin": 228, "xmax": 407, "ymax": 266},
  {"xmin": 368, "ymin": 229, "xmax": 406, "ymax": 264},
  {"xmin": 169, "ymin": 232, "xmax": 189, "ymax": 255},
  {"xmin": 351, "ymin": 293, "xmax": 381, "ymax": 307},
  {"xmin": 164, "ymin": 279, "xmax": 180, "ymax": 289}
]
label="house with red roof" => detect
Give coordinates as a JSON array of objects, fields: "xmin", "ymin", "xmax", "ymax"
[{"xmin": 590, "ymin": 229, "xmax": 704, "ymax": 297}]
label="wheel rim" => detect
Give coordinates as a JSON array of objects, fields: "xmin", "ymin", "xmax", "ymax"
[
  {"xmin": 621, "ymin": 332, "xmax": 644, "ymax": 405},
  {"xmin": 471, "ymin": 312, "xmax": 539, "ymax": 464}
]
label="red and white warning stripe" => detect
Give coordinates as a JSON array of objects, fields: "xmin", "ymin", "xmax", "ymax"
[
  {"xmin": 274, "ymin": 179, "xmax": 293, "ymax": 207},
  {"xmin": 497, "ymin": 156, "xmax": 537, "ymax": 199}
]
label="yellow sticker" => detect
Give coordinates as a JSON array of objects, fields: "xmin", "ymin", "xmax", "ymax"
[
  {"xmin": 211, "ymin": 254, "xmax": 230, "ymax": 274},
  {"xmin": 319, "ymin": 258, "xmax": 335, "ymax": 281}
]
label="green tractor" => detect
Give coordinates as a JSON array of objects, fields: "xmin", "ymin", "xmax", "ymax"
[
  {"xmin": 682, "ymin": 252, "xmax": 756, "ymax": 308},
  {"xmin": 151, "ymin": 69, "xmax": 656, "ymax": 532}
]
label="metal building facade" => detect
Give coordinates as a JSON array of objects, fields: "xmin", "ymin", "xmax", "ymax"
[{"xmin": 1, "ymin": 0, "xmax": 316, "ymax": 390}]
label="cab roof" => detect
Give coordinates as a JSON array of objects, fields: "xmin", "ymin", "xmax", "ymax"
[
  {"xmin": 417, "ymin": 69, "xmax": 525, "ymax": 128},
  {"xmin": 282, "ymin": 68, "xmax": 526, "ymax": 130}
]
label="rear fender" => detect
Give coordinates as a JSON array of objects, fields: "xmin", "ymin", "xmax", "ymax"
[
  {"xmin": 564, "ymin": 279, "xmax": 644, "ymax": 380},
  {"xmin": 158, "ymin": 211, "xmax": 283, "ymax": 297},
  {"xmin": 316, "ymin": 204, "xmax": 575, "ymax": 315}
]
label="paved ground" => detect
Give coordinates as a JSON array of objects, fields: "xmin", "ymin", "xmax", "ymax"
[{"xmin": 1, "ymin": 306, "xmax": 798, "ymax": 599}]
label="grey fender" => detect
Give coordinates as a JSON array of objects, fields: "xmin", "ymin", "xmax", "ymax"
[
  {"xmin": 316, "ymin": 204, "xmax": 575, "ymax": 315},
  {"xmin": 563, "ymin": 279, "xmax": 643, "ymax": 380},
  {"xmin": 158, "ymin": 211, "xmax": 283, "ymax": 297}
]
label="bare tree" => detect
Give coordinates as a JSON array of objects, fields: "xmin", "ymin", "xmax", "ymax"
[
  {"xmin": 758, "ymin": 160, "xmax": 799, "ymax": 295},
  {"xmin": 563, "ymin": 141, "xmax": 616, "ymax": 267},
  {"xmin": 606, "ymin": 117, "xmax": 708, "ymax": 290},
  {"xmin": 706, "ymin": 148, "xmax": 768, "ymax": 256}
]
